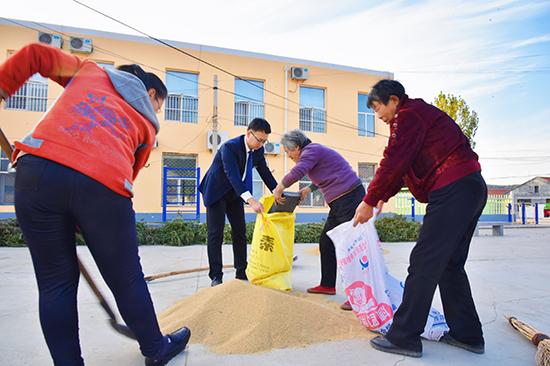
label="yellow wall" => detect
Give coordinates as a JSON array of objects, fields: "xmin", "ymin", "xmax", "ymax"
[{"xmin": 0, "ymin": 20, "xmax": 395, "ymax": 218}]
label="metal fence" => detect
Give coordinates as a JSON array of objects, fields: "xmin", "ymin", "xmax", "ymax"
[
  {"xmin": 162, "ymin": 167, "xmax": 201, "ymax": 222},
  {"xmin": 299, "ymin": 107, "xmax": 326, "ymax": 133},
  {"xmin": 394, "ymin": 191, "xmax": 512, "ymax": 220},
  {"xmin": 234, "ymin": 101, "xmax": 264, "ymax": 126},
  {"xmin": 164, "ymin": 94, "xmax": 198, "ymax": 123}
]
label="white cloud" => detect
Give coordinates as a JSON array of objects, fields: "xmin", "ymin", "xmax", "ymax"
[{"xmin": 511, "ymin": 34, "xmax": 550, "ymax": 48}]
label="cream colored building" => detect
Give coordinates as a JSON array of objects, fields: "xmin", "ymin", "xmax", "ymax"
[{"xmin": 0, "ymin": 18, "xmax": 393, "ymax": 222}]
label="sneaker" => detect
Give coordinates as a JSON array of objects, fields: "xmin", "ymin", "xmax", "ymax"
[
  {"xmin": 210, "ymin": 277, "xmax": 223, "ymax": 287},
  {"xmin": 145, "ymin": 326, "xmax": 191, "ymax": 366},
  {"xmin": 439, "ymin": 333, "xmax": 485, "ymax": 354},
  {"xmin": 370, "ymin": 335, "xmax": 422, "ymax": 358},
  {"xmin": 340, "ymin": 300, "xmax": 352, "ymax": 311},
  {"xmin": 307, "ymin": 285, "xmax": 336, "ymax": 295}
]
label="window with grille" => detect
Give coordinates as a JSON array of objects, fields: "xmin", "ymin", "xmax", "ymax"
[
  {"xmin": 234, "ymin": 79, "xmax": 264, "ymax": 127},
  {"xmin": 298, "ymin": 175, "xmax": 325, "ymax": 207},
  {"xmin": 299, "ymin": 86, "xmax": 326, "ymax": 133},
  {"xmin": 165, "ymin": 71, "xmax": 198, "ymax": 123},
  {"xmin": 358, "ymin": 93, "xmax": 375, "ymax": 137},
  {"xmin": 4, "ymin": 49, "xmax": 48, "ymax": 112},
  {"xmin": 0, "ymin": 150, "xmax": 14, "ymax": 205},
  {"xmin": 358, "ymin": 163, "xmax": 377, "ymax": 190},
  {"xmin": 163, "ymin": 154, "xmax": 198, "ymax": 205}
]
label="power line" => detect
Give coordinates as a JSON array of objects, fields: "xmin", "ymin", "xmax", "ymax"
[
  {"xmin": 7, "ymin": 16, "xmax": 390, "ymax": 139},
  {"xmin": 4, "ymin": 16, "xmax": 389, "ymax": 160},
  {"xmin": 70, "ymin": 2, "xmax": 391, "ymax": 138}
]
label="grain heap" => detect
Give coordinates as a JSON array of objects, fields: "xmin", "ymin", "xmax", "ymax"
[{"xmin": 158, "ymin": 280, "xmax": 372, "ymax": 354}]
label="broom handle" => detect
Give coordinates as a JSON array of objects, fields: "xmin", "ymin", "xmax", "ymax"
[
  {"xmin": 0, "ymin": 128, "xmax": 12, "ymax": 160},
  {"xmin": 0, "ymin": 127, "xmax": 123, "ymax": 327},
  {"xmin": 145, "ymin": 264, "xmax": 234, "ymax": 282}
]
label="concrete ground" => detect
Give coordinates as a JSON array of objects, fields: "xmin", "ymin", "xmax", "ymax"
[{"xmin": 1, "ymin": 227, "xmax": 549, "ymax": 366}]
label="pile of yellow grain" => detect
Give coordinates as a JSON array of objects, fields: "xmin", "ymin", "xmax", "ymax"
[{"xmin": 158, "ymin": 280, "xmax": 372, "ymax": 354}]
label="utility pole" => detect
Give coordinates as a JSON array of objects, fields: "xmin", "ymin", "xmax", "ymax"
[{"xmin": 212, "ymin": 74, "xmax": 219, "ymax": 155}]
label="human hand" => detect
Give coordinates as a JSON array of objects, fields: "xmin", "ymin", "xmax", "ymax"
[
  {"xmin": 352, "ymin": 201, "xmax": 374, "ymax": 227},
  {"xmin": 299, "ymin": 186, "xmax": 312, "ymax": 203},
  {"xmin": 247, "ymin": 197, "xmax": 265, "ymax": 214},
  {"xmin": 273, "ymin": 183, "xmax": 286, "ymax": 204}
]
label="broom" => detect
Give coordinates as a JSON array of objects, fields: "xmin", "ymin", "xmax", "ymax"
[{"xmin": 507, "ymin": 316, "xmax": 550, "ymax": 366}]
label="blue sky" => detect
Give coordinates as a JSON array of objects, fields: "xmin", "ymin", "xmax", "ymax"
[{"xmin": 3, "ymin": 0, "xmax": 550, "ymax": 184}]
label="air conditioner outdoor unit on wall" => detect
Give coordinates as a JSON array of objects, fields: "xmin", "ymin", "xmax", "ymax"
[
  {"xmin": 207, "ymin": 130, "xmax": 230, "ymax": 150},
  {"xmin": 290, "ymin": 66, "xmax": 309, "ymax": 80},
  {"xmin": 69, "ymin": 37, "xmax": 93, "ymax": 54},
  {"xmin": 38, "ymin": 32, "xmax": 63, "ymax": 48},
  {"xmin": 264, "ymin": 142, "xmax": 281, "ymax": 155}
]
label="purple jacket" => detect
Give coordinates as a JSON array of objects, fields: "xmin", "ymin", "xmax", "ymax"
[{"xmin": 282, "ymin": 143, "xmax": 361, "ymax": 203}]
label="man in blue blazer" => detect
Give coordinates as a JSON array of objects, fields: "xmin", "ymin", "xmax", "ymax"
[{"xmin": 199, "ymin": 118, "xmax": 278, "ymax": 286}]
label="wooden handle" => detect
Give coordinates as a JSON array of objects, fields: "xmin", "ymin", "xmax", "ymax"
[
  {"xmin": 145, "ymin": 264, "xmax": 234, "ymax": 282},
  {"xmin": 0, "ymin": 128, "xmax": 14, "ymax": 161}
]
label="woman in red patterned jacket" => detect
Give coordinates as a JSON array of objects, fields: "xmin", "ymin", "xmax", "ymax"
[
  {"xmin": 0, "ymin": 43, "xmax": 189, "ymax": 366},
  {"xmin": 353, "ymin": 80, "xmax": 486, "ymax": 358}
]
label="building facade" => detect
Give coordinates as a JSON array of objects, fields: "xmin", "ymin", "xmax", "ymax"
[{"xmin": 0, "ymin": 18, "xmax": 393, "ymax": 222}]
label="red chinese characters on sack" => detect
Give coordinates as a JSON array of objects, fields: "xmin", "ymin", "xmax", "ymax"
[{"xmin": 345, "ymin": 281, "xmax": 394, "ymax": 329}]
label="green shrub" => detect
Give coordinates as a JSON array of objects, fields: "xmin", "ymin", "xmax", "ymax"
[
  {"xmin": 0, "ymin": 219, "xmax": 26, "ymax": 247},
  {"xmin": 0, "ymin": 214, "xmax": 421, "ymax": 247},
  {"xmin": 375, "ymin": 215, "xmax": 421, "ymax": 242},
  {"xmin": 294, "ymin": 222, "xmax": 324, "ymax": 244},
  {"xmin": 152, "ymin": 220, "xmax": 198, "ymax": 246}
]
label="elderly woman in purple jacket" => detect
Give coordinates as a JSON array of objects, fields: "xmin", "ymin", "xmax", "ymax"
[{"xmin": 273, "ymin": 129, "xmax": 366, "ymax": 310}]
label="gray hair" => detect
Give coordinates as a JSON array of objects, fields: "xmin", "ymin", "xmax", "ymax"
[{"xmin": 281, "ymin": 129, "xmax": 309, "ymax": 150}]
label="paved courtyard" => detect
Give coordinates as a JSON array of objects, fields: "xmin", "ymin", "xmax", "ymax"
[{"xmin": 1, "ymin": 226, "xmax": 549, "ymax": 365}]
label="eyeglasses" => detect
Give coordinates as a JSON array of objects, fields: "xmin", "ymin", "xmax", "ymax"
[{"xmin": 250, "ymin": 130, "xmax": 268, "ymax": 145}]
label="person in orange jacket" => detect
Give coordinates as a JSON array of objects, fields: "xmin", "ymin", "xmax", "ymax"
[{"xmin": 0, "ymin": 43, "xmax": 189, "ymax": 366}]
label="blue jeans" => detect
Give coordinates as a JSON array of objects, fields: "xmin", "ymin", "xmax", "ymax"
[{"xmin": 14, "ymin": 155, "xmax": 166, "ymax": 366}]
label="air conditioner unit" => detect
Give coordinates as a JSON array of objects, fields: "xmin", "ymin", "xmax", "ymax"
[
  {"xmin": 264, "ymin": 142, "xmax": 281, "ymax": 155},
  {"xmin": 207, "ymin": 130, "xmax": 230, "ymax": 150},
  {"xmin": 290, "ymin": 66, "xmax": 309, "ymax": 80},
  {"xmin": 38, "ymin": 32, "xmax": 63, "ymax": 49},
  {"xmin": 69, "ymin": 37, "xmax": 93, "ymax": 54}
]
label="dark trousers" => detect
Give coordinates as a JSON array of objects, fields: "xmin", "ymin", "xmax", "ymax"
[
  {"xmin": 206, "ymin": 190, "xmax": 247, "ymax": 280},
  {"xmin": 319, "ymin": 184, "xmax": 366, "ymax": 288},
  {"xmin": 386, "ymin": 171, "xmax": 487, "ymax": 352},
  {"xmin": 14, "ymin": 155, "xmax": 166, "ymax": 366}
]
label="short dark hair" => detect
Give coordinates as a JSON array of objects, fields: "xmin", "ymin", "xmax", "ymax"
[
  {"xmin": 117, "ymin": 64, "xmax": 168, "ymax": 100},
  {"xmin": 247, "ymin": 118, "xmax": 271, "ymax": 134},
  {"xmin": 367, "ymin": 79, "xmax": 406, "ymax": 108}
]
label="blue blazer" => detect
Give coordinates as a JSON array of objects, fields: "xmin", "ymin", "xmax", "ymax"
[{"xmin": 199, "ymin": 135, "xmax": 278, "ymax": 207}]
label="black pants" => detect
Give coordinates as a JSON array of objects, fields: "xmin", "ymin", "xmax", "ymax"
[
  {"xmin": 319, "ymin": 184, "xmax": 366, "ymax": 288},
  {"xmin": 14, "ymin": 155, "xmax": 166, "ymax": 366},
  {"xmin": 386, "ymin": 171, "xmax": 487, "ymax": 352},
  {"xmin": 206, "ymin": 190, "xmax": 247, "ymax": 280}
]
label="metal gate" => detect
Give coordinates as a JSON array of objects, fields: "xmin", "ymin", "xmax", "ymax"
[{"xmin": 161, "ymin": 166, "xmax": 201, "ymax": 222}]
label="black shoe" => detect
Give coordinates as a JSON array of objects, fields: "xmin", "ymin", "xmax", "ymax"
[
  {"xmin": 235, "ymin": 273, "xmax": 248, "ymax": 281},
  {"xmin": 145, "ymin": 326, "xmax": 191, "ymax": 366},
  {"xmin": 439, "ymin": 333, "xmax": 485, "ymax": 354},
  {"xmin": 211, "ymin": 277, "xmax": 223, "ymax": 287},
  {"xmin": 370, "ymin": 336, "xmax": 422, "ymax": 358}
]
